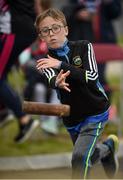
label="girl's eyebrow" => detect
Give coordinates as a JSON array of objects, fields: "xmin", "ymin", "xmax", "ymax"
[{"xmin": 40, "ymin": 23, "xmax": 62, "ymax": 29}]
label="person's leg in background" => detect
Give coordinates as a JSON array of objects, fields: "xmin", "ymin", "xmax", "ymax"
[
  {"xmin": 0, "ymin": 33, "xmax": 39, "ymax": 143},
  {"xmin": 23, "ymin": 66, "xmax": 38, "ymax": 101},
  {"xmin": 0, "ymin": 78, "xmax": 39, "ymax": 143},
  {"xmin": 34, "ymin": 83, "xmax": 60, "ymax": 135},
  {"xmin": 0, "ymin": 103, "xmax": 14, "ymax": 127}
]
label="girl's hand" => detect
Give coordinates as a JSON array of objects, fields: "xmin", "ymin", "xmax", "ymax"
[
  {"xmin": 36, "ymin": 55, "xmax": 61, "ymax": 70},
  {"xmin": 56, "ymin": 69, "xmax": 71, "ymax": 92}
]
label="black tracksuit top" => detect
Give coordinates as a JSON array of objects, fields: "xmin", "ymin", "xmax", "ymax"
[{"xmin": 43, "ymin": 40, "xmax": 110, "ymax": 127}]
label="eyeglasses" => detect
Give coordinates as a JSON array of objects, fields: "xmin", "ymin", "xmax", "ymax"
[{"xmin": 39, "ymin": 24, "xmax": 66, "ymax": 37}]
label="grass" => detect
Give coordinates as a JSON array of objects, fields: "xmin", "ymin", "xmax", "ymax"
[
  {"xmin": 0, "ymin": 120, "xmax": 73, "ymax": 157},
  {"xmin": 0, "ymin": 117, "xmax": 122, "ymax": 157}
]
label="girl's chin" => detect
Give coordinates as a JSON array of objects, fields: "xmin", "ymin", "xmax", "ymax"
[
  {"xmin": 51, "ymin": 46, "xmax": 59, "ymax": 49},
  {"xmin": 49, "ymin": 42, "xmax": 61, "ymax": 49}
]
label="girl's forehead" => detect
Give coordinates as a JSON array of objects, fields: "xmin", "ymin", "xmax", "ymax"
[{"xmin": 39, "ymin": 16, "xmax": 63, "ymax": 27}]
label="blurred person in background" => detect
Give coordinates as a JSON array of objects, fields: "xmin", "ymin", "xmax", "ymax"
[
  {"xmin": 0, "ymin": 0, "xmax": 40, "ymax": 143},
  {"xmin": 62, "ymin": 0, "xmax": 97, "ymax": 42},
  {"xmin": 19, "ymin": 0, "xmax": 61, "ymax": 136},
  {"xmin": 19, "ymin": 39, "xmax": 60, "ymax": 136},
  {"xmin": 93, "ymin": 0, "xmax": 122, "ymax": 120}
]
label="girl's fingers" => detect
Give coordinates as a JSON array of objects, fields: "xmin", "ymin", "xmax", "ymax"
[
  {"xmin": 59, "ymin": 82, "xmax": 71, "ymax": 92},
  {"xmin": 37, "ymin": 65, "xmax": 47, "ymax": 69},
  {"xmin": 37, "ymin": 59, "xmax": 46, "ymax": 63},
  {"xmin": 64, "ymin": 86, "xmax": 71, "ymax": 92},
  {"xmin": 47, "ymin": 54, "xmax": 52, "ymax": 59},
  {"xmin": 56, "ymin": 70, "xmax": 70, "ymax": 86},
  {"xmin": 36, "ymin": 61, "xmax": 48, "ymax": 69},
  {"xmin": 63, "ymin": 70, "xmax": 70, "ymax": 79},
  {"xmin": 64, "ymin": 83, "xmax": 69, "ymax": 86},
  {"xmin": 36, "ymin": 62, "xmax": 44, "ymax": 68},
  {"xmin": 36, "ymin": 59, "xmax": 42, "ymax": 63},
  {"xmin": 57, "ymin": 70, "xmax": 70, "ymax": 80},
  {"xmin": 57, "ymin": 69, "xmax": 64, "ymax": 79}
]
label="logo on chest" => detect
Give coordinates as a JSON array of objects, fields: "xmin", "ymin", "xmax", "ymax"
[{"xmin": 72, "ymin": 56, "xmax": 82, "ymax": 67}]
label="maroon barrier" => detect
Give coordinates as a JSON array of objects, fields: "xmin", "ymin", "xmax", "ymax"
[{"xmin": 93, "ymin": 44, "xmax": 123, "ymax": 63}]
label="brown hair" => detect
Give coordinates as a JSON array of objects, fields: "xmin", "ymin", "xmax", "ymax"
[{"xmin": 35, "ymin": 8, "xmax": 67, "ymax": 33}]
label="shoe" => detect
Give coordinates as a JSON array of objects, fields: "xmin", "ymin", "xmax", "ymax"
[
  {"xmin": 15, "ymin": 119, "xmax": 39, "ymax": 143},
  {"xmin": 0, "ymin": 109, "xmax": 14, "ymax": 127},
  {"xmin": 101, "ymin": 135, "xmax": 119, "ymax": 178}
]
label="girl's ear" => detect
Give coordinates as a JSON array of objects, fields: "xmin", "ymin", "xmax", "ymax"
[
  {"xmin": 38, "ymin": 34, "xmax": 41, "ymax": 39},
  {"xmin": 38, "ymin": 34, "xmax": 44, "ymax": 41}
]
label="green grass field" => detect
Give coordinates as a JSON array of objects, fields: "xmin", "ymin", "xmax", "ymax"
[
  {"xmin": 0, "ymin": 120, "xmax": 73, "ymax": 156},
  {"xmin": 0, "ymin": 117, "xmax": 121, "ymax": 157}
]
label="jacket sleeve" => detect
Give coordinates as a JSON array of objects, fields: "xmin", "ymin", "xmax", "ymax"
[
  {"xmin": 42, "ymin": 68, "xmax": 58, "ymax": 89},
  {"xmin": 60, "ymin": 41, "xmax": 98, "ymax": 85}
]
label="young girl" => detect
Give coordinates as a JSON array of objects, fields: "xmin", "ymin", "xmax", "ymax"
[{"xmin": 35, "ymin": 8, "xmax": 119, "ymax": 179}]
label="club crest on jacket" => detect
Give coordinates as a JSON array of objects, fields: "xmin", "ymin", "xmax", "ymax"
[{"xmin": 73, "ymin": 56, "xmax": 82, "ymax": 67}]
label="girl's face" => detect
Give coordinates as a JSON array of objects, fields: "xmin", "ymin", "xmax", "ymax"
[{"xmin": 39, "ymin": 16, "xmax": 68, "ymax": 49}]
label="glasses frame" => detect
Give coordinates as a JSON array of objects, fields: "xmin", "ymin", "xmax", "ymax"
[{"xmin": 39, "ymin": 24, "xmax": 66, "ymax": 37}]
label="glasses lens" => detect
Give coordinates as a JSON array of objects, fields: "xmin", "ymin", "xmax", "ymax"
[
  {"xmin": 52, "ymin": 24, "xmax": 61, "ymax": 34},
  {"xmin": 40, "ymin": 28, "xmax": 49, "ymax": 37}
]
